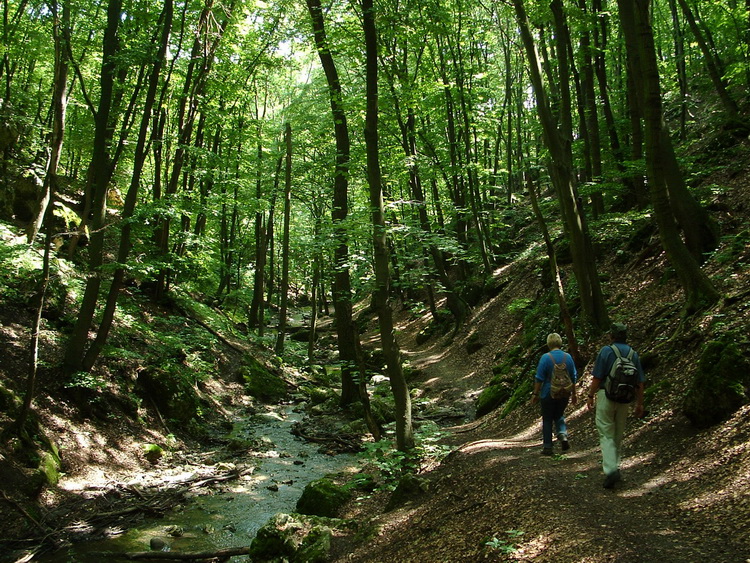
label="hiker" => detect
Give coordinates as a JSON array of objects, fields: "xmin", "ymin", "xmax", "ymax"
[
  {"xmin": 586, "ymin": 322, "xmax": 645, "ymax": 489},
  {"xmin": 530, "ymin": 333, "xmax": 578, "ymax": 455}
]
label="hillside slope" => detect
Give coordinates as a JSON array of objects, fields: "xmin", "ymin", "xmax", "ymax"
[{"xmin": 330, "ymin": 160, "xmax": 750, "ymax": 562}]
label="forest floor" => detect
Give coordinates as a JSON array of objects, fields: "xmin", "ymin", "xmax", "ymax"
[
  {"xmin": 328, "ymin": 179, "xmax": 750, "ymax": 562},
  {"xmin": 330, "ymin": 295, "xmax": 750, "ymax": 562},
  {"xmin": 2, "ymin": 153, "xmax": 750, "ymax": 562}
]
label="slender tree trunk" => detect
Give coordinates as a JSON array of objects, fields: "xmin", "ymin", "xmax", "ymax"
[
  {"xmin": 81, "ymin": 0, "xmax": 173, "ymax": 372},
  {"xmin": 274, "ymin": 122, "xmax": 292, "ymax": 355},
  {"xmin": 248, "ymin": 141, "xmax": 268, "ymax": 327},
  {"xmin": 578, "ymin": 0, "xmax": 604, "ymax": 217},
  {"xmin": 363, "ymin": 0, "xmax": 412, "ymax": 451},
  {"xmin": 305, "ymin": 0, "xmax": 378, "ymax": 440},
  {"xmin": 668, "ymin": 0, "xmax": 689, "ymax": 139},
  {"xmin": 512, "ymin": 0, "xmax": 610, "ymax": 331},
  {"xmin": 64, "ymin": 0, "xmax": 122, "ymax": 374},
  {"xmin": 27, "ymin": 0, "xmax": 69, "ymax": 244},
  {"xmin": 618, "ymin": 0, "xmax": 719, "ymax": 312},
  {"xmin": 527, "ymin": 175, "xmax": 582, "ymax": 366},
  {"xmin": 154, "ymin": 0, "xmax": 234, "ymax": 299},
  {"xmin": 16, "ymin": 172, "xmax": 55, "ymax": 440},
  {"xmin": 676, "ymin": 0, "xmax": 741, "ymax": 121}
]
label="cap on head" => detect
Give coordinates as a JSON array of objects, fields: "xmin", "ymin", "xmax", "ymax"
[{"xmin": 610, "ymin": 322, "xmax": 627, "ymax": 340}]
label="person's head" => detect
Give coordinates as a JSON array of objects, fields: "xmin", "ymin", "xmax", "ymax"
[
  {"xmin": 547, "ymin": 332, "xmax": 563, "ymax": 350},
  {"xmin": 610, "ymin": 322, "xmax": 628, "ymax": 342}
]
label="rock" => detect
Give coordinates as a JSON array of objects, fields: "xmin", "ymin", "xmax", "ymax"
[
  {"xmin": 249, "ymin": 513, "xmax": 332, "ymax": 563},
  {"xmin": 149, "ymin": 537, "xmax": 168, "ymax": 551},
  {"xmin": 386, "ymin": 473, "xmax": 429, "ymax": 511},
  {"xmin": 296, "ymin": 478, "xmax": 351, "ymax": 518}
]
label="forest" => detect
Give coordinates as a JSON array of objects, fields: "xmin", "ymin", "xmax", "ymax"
[{"xmin": 1, "ymin": 0, "xmax": 750, "ymax": 560}]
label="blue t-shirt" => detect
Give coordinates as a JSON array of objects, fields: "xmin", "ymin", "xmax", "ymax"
[
  {"xmin": 535, "ymin": 349, "xmax": 577, "ymax": 399},
  {"xmin": 592, "ymin": 342, "xmax": 646, "ymax": 383}
]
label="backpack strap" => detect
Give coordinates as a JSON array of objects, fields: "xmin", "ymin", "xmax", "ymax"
[
  {"xmin": 610, "ymin": 344, "xmax": 622, "ymax": 359},
  {"xmin": 610, "ymin": 344, "xmax": 634, "ymax": 360}
]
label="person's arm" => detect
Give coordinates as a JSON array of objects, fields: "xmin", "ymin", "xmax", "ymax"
[
  {"xmin": 586, "ymin": 377, "xmax": 601, "ymax": 410},
  {"xmin": 633, "ymin": 351, "xmax": 645, "ymax": 417},
  {"xmin": 531, "ymin": 354, "xmax": 547, "ymax": 405},
  {"xmin": 530, "ymin": 379, "xmax": 542, "ymax": 405},
  {"xmin": 587, "ymin": 347, "xmax": 608, "ymax": 409}
]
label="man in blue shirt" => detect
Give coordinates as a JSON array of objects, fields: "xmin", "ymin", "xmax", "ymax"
[
  {"xmin": 531, "ymin": 333, "xmax": 578, "ymax": 455},
  {"xmin": 586, "ymin": 322, "xmax": 645, "ymax": 489}
]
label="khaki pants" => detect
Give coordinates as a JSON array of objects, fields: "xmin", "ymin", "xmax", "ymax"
[{"xmin": 595, "ymin": 389, "xmax": 630, "ymax": 476}]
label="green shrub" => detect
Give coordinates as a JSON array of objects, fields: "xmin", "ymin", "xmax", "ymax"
[{"xmin": 137, "ymin": 363, "xmax": 201, "ymax": 422}]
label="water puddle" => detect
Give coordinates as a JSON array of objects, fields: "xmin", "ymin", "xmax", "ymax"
[{"xmin": 39, "ymin": 405, "xmax": 358, "ymax": 561}]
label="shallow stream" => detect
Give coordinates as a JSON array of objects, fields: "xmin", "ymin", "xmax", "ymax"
[{"xmin": 40, "ymin": 405, "xmax": 358, "ymax": 561}]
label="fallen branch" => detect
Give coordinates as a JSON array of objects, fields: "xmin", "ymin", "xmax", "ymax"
[
  {"xmin": 93, "ymin": 546, "xmax": 252, "ymax": 560},
  {"xmin": 1, "ymin": 491, "xmax": 49, "ymax": 534}
]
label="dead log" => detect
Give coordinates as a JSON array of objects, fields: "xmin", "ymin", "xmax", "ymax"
[{"xmin": 93, "ymin": 546, "xmax": 252, "ymax": 560}]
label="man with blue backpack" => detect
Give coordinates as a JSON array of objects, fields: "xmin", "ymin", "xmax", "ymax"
[{"xmin": 586, "ymin": 322, "xmax": 645, "ymax": 489}]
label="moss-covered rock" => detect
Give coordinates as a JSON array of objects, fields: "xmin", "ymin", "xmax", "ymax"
[
  {"xmin": 301, "ymin": 385, "xmax": 337, "ymax": 406},
  {"xmin": 137, "ymin": 366, "xmax": 200, "ymax": 423},
  {"xmin": 296, "ymin": 478, "xmax": 351, "ymax": 518},
  {"xmin": 37, "ymin": 450, "xmax": 61, "ymax": 486},
  {"xmin": 249, "ymin": 513, "xmax": 333, "ymax": 563},
  {"xmin": 386, "ymin": 473, "xmax": 429, "ymax": 511},
  {"xmin": 0, "ymin": 382, "xmax": 21, "ymax": 416},
  {"xmin": 466, "ymin": 332, "xmax": 485, "ymax": 355},
  {"xmin": 142, "ymin": 443, "xmax": 164, "ymax": 464},
  {"xmin": 683, "ymin": 339, "xmax": 750, "ymax": 428},
  {"xmin": 242, "ymin": 358, "xmax": 288, "ymax": 403},
  {"xmin": 475, "ymin": 382, "xmax": 514, "ymax": 418},
  {"xmin": 368, "ymin": 395, "xmax": 396, "ymax": 425}
]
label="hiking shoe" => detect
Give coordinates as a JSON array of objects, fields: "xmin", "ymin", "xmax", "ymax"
[
  {"xmin": 541, "ymin": 447, "xmax": 553, "ymax": 456},
  {"xmin": 603, "ymin": 470, "xmax": 621, "ymax": 489},
  {"xmin": 558, "ymin": 434, "xmax": 570, "ymax": 451}
]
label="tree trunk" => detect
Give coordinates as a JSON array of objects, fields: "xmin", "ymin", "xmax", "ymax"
[
  {"xmin": 80, "ymin": 0, "xmax": 173, "ymax": 372},
  {"xmin": 64, "ymin": 0, "xmax": 122, "ymax": 374},
  {"xmin": 618, "ymin": 0, "xmax": 719, "ymax": 312},
  {"xmin": 363, "ymin": 0, "xmax": 413, "ymax": 451},
  {"xmin": 274, "ymin": 122, "xmax": 292, "ymax": 355},
  {"xmin": 306, "ymin": 0, "xmax": 379, "ymax": 439},
  {"xmin": 512, "ymin": 0, "xmax": 610, "ymax": 331}
]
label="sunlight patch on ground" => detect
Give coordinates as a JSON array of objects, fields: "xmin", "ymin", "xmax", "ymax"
[
  {"xmin": 458, "ymin": 436, "xmax": 536, "ymax": 454},
  {"xmin": 511, "ymin": 531, "xmax": 553, "ymax": 561},
  {"xmin": 409, "ymin": 347, "xmax": 451, "ymax": 367},
  {"xmin": 617, "ymin": 453, "xmax": 672, "ymax": 498}
]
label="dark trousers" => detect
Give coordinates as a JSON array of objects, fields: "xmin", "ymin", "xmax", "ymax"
[{"xmin": 540, "ymin": 396, "xmax": 569, "ymax": 448}]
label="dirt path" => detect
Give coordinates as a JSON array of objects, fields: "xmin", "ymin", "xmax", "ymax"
[
  {"xmin": 333, "ymin": 306, "xmax": 750, "ymax": 562},
  {"xmin": 336, "ymin": 389, "xmax": 749, "ymax": 562}
]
